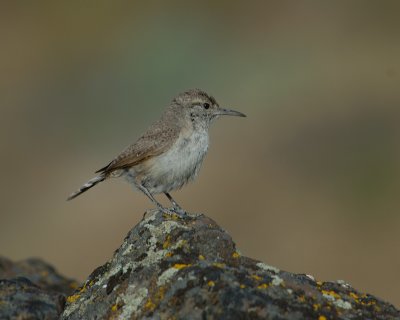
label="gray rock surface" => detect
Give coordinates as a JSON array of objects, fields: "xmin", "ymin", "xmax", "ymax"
[
  {"xmin": 0, "ymin": 257, "xmax": 78, "ymax": 319},
  {"xmin": 61, "ymin": 210, "xmax": 400, "ymax": 320},
  {"xmin": 0, "ymin": 256, "xmax": 78, "ymax": 296},
  {"xmin": 0, "ymin": 278, "xmax": 65, "ymax": 320}
]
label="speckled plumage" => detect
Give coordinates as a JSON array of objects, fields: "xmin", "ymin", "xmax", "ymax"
[{"xmin": 68, "ymin": 89, "xmax": 246, "ymax": 214}]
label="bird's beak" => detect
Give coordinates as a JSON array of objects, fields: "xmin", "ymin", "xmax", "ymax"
[{"xmin": 215, "ymin": 108, "xmax": 246, "ymax": 117}]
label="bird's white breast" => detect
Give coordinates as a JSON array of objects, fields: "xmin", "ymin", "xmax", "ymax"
[{"xmin": 140, "ymin": 126, "xmax": 209, "ymax": 193}]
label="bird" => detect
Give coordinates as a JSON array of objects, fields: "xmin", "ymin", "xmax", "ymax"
[{"xmin": 67, "ymin": 89, "xmax": 246, "ymax": 215}]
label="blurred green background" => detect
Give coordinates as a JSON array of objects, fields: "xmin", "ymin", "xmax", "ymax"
[{"xmin": 1, "ymin": 1, "xmax": 399, "ymax": 306}]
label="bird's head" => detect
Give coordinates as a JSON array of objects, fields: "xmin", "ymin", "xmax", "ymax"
[{"xmin": 173, "ymin": 89, "xmax": 246, "ymax": 127}]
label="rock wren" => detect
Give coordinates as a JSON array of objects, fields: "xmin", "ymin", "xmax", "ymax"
[{"xmin": 68, "ymin": 89, "xmax": 246, "ymax": 214}]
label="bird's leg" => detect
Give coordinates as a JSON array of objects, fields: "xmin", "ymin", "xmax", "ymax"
[
  {"xmin": 164, "ymin": 192, "xmax": 186, "ymax": 215},
  {"xmin": 137, "ymin": 184, "xmax": 175, "ymax": 216},
  {"xmin": 164, "ymin": 192, "xmax": 182, "ymax": 209}
]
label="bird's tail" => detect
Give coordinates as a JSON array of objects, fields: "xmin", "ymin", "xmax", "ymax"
[{"xmin": 67, "ymin": 174, "xmax": 106, "ymax": 201}]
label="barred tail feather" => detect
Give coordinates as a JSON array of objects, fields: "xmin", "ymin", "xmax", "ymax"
[{"xmin": 67, "ymin": 174, "xmax": 106, "ymax": 201}]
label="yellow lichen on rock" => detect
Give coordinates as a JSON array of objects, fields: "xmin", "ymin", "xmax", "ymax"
[
  {"xmin": 163, "ymin": 235, "xmax": 172, "ymax": 249},
  {"xmin": 155, "ymin": 286, "xmax": 166, "ymax": 301},
  {"xmin": 66, "ymin": 294, "xmax": 81, "ymax": 304},
  {"xmin": 349, "ymin": 292, "xmax": 358, "ymax": 299},
  {"xmin": 173, "ymin": 263, "xmax": 191, "ymax": 270},
  {"xmin": 251, "ymin": 274, "xmax": 262, "ymax": 281},
  {"xmin": 213, "ymin": 262, "xmax": 225, "ymax": 268},
  {"xmin": 111, "ymin": 304, "xmax": 119, "ymax": 312},
  {"xmin": 322, "ymin": 290, "xmax": 341, "ymax": 300},
  {"xmin": 77, "ymin": 280, "xmax": 93, "ymax": 295},
  {"xmin": 162, "ymin": 213, "xmax": 180, "ymax": 221},
  {"xmin": 349, "ymin": 292, "xmax": 359, "ymax": 303},
  {"xmin": 208, "ymin": 281, "xmax": 215, "ymax": 287},
  {"xmin": 257, "ymin": 283, "xmax": 268, "ymax": 289},
  {"xmin": 144, "ymin": 298, "xmax": 156, "ymax": 311}
]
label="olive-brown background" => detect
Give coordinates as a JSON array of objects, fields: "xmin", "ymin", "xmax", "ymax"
[{"xmin": 1, "ymin": 1, "xmax": 400, "ymax": 307}]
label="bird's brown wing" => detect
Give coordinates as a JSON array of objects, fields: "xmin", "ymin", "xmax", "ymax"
[{"xmin": 96, "ymin": 121, "xmax": 179, "ymax": 175}]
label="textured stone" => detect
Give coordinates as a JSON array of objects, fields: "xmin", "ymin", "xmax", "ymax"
[
  {"xmin": 0, "ymin": 278, "xmax": 65, "ymax": 320},
  {"xmin": 0, "ymin": 256, "xmax": 78, "ymax": 296},
  {"xmin": 60, "ymin": 210, "xmax": 400, "ymax": 320},
  {"xmin": 0, "ymin": 257, "xmax": 78, "ymax": 319}
]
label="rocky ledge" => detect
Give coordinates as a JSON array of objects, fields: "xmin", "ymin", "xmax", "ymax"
[
  {"xmin": 0, "ymin": 256, "xmax": 77, "ymax": 319},
  {"xmin": 58, "ymin": 210, "xmax": 400, "ymax": 320}
]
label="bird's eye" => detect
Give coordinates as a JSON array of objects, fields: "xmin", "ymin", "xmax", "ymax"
[{"xmin": 203, "ymin": 103, "xmax": 210, "ymax": 109}]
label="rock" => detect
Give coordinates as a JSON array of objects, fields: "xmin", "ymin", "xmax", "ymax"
[
  {"xmin": 0, "ymin": 257, "xmax": 78, "ymax": 319},
  {"xmin": 61, "ymin": 210, "xmax": 400, "ymax": 320},
  {"xmin": 0, "ymin": 257, "xmax": 78, "ymax": 296},
  {"xmin": 0, "ymin": 278, "xmax": 65, "ymax": 320}
]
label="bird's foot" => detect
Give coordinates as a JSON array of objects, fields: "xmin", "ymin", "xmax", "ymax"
[
  {"xmin": 171, "ymin": 206, "xmax": 188, "ymax": 217},
  {"xmin": 159, "ymin": 206, "xmax": 188, "ymax": 219},
  {"xmin": 168, "ymin": 207, "xmax": 203, "ymax": 219}
]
